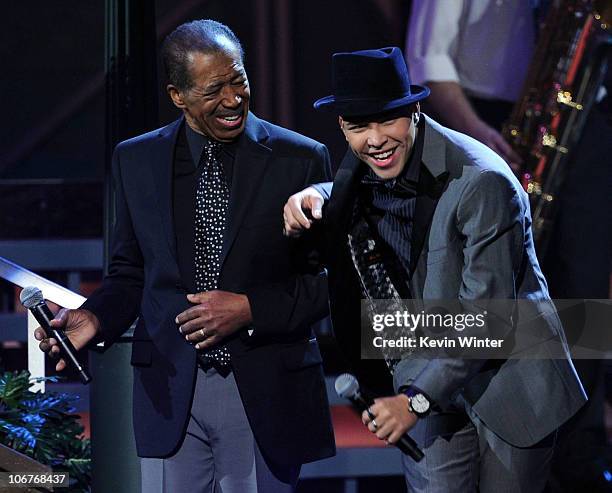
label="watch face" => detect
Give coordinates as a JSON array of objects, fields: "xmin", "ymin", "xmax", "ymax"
[{"xmin": 411, "ymin": 394, "xmax": 430, "ymax": 414}]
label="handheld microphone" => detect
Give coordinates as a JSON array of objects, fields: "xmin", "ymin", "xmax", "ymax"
[
  {"xmin": 20, "ymin": 286, "xmax": 91, "ymax": 385},
  {"xmin": 335, "ymin": 373, "xmax": 424, "ymax": 462}
]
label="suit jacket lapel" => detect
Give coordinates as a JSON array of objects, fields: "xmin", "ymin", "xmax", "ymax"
[
  {"xmin": 150, "ymin": 118, "xmax": 183, "ymax": 261},
  {"xmin": 409, "ymin": 118, "xmax": 450, "ymax": 277},
  {"xmin": 220, "ymin": 113, "xmax": 272, "ymax": 267},
  {"xmin": 325, "ymin": 149, "xmax": 364, "ymax": 259}
]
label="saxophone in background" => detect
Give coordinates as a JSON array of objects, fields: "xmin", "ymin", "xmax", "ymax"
[{"xmin": 503, "ymin": 0, "xmax": 612, "ymax": 254}]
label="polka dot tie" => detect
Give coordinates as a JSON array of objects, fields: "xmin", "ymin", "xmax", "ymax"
[{"xmin": 194, "ymin": 139, "xmax": 231, "ymax": 367}]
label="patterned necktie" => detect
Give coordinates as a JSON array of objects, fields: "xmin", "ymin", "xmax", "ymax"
[
  {"xmin": 347, "ymin": 206, "xmax": 415, "ymax": 373},
  {"xmin": 194, "ymin": 139, "xmax": 231, "ymax": 367}
]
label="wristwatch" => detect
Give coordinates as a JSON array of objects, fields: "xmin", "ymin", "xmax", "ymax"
[{"xmin": 405, "ymin": 388, "xmax": 431, "ymax": 418}]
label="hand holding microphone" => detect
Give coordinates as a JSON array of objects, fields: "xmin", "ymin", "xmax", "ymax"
[
  {"xmin": 22, "ymin": 286, "xmax": 98, "ymax": 384},
  {"xmin": 335, "ymin": 373, "xmax": 424, "ymax": 462}
]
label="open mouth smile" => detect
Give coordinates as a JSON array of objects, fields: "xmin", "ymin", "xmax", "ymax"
[
  {"xmin": 367, "ymin": 147, "xmax": 398, "ymax": 166},
  {"xmin": 216, "ymin": 112, "xmax": 244, "ymax": 129}
]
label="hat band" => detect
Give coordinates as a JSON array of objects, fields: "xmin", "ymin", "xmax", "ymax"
[{"xmin": 331, "ymin": 91, "xmax": 413, "ymax": 103}]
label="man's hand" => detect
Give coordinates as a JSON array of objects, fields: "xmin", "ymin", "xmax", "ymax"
[
  {"xmin": 176, "ymin": 290, "xmax": 252, "ymax": 350},
  {"xmin": 361, "ymin": 394, "xmax": 417, "ymax": 444},
  {"xmin": 425, "ymin": 81, "xmax": 522, "ymax": 170},
  {"xmin": 34, "ymin": 308, "xmax": 100, "ymax": 372},
  {"xmin": 465, "ymin": 118, "xmax": 522, "ymax": 170},
  {"xmin": 283, "ymin": 186, "xmax": 325, "ymax": 238}
]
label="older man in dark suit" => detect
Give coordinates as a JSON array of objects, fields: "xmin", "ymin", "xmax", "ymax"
[
  {"xmin": 35, "ymin": 19, "xmax": 334, "ymax": 493},
  {"xmin": 283, "ymin": 47, "xmax": 587, "ymax": 492}
]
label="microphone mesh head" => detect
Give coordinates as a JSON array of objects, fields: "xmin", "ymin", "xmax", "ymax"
[
  {"xmin": 20, "ymin": 286, "xmax": 43, "ymax": 308},
  {"xmin": 334, "ymin": 373, "xmax": 360, "ymax": 399}
]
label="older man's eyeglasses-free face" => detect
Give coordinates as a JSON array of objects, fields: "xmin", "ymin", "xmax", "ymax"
[{"xmin": 169, "ymin": 47, "xmax": 250, "ymax": 142}]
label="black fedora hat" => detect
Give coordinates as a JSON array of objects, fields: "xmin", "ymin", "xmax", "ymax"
[{"xmin": 313, "ymin": 46, "xmax": 430, "ymax": 117}]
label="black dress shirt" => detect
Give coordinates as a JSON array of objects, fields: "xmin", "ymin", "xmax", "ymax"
[
  {"xmin": 173, "ymin": 122, "xmax": 236, "ymax": 293},
  {"xmin": 359, "ymin": 118, "xmax": 425, "ymax": 274}
]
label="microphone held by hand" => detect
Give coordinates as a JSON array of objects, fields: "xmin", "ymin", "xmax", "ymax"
[
  {"xmin": 335, "ymin": 373, "xmax": 424, "ymax": 462},
  {"xmin": 20, "ymin": 286, "xmax": 92, "ymax": 385}
]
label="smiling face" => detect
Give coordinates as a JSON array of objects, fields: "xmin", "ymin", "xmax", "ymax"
[
  {"xmin": 340, "ymin": 107, "xmax": 418, "ymax": 180},
  {"xmin": 168, "ymin": 46, "xmax": 250, "ymax": 142}
]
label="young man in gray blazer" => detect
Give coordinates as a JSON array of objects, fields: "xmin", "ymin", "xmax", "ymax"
[{"xmin": 283, "ymin": 47, "xmax": 587, "ymax": 492}]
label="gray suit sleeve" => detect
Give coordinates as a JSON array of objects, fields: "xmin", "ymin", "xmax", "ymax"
[{"xmin": 395, "ymin": 170, "xmax": 526, "ymax": 407}]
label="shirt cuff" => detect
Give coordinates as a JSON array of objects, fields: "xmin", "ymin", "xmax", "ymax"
[
  {"xmin": 410, "ymin": 55, "xmax": 460, "ymax": 85},
  {"xmin": 311, "ymin": 182, "xmax": 332, "ymax": 201}
]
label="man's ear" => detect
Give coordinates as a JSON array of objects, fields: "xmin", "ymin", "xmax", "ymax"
[
  {"xmin": 338, "ymin": 116, "xmax": 348, "ymax": 141},
  {"xmin": 167, "ymin": 84, "xmax": 186, "ymax": 110},
  {"xmin": 413, "ymin": 102, "xmax": 421, "ymax": 124}
]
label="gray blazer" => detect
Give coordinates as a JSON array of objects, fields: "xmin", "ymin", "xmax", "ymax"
[{"xmin": 320, "ymin": 115, "xmax": 587, "ymax": 448}]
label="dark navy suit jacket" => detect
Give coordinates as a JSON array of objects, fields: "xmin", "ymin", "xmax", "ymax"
[{"xmin": 83, "ymin": 113, "xmax": 336, "ymax": 464}]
